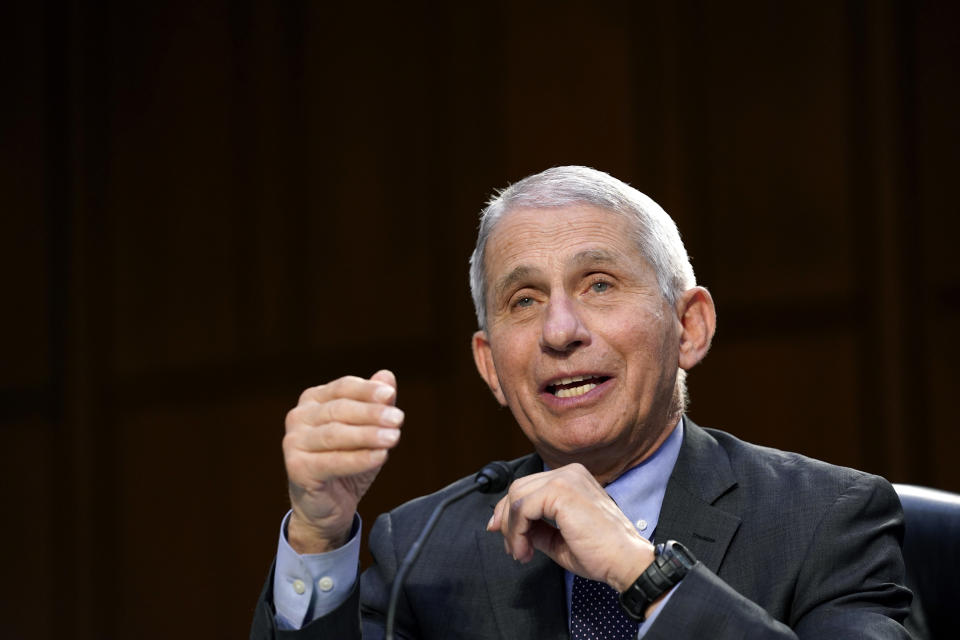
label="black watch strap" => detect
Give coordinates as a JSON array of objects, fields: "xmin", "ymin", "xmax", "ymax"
[{"xmin": 618, "ymin": 540, "xmax": 696, "ymax": 621}]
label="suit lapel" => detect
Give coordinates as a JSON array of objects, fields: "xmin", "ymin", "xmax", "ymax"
[
  {"xmin": 477, "ymin": 454, "xmax": 570, "ymax": 639},
  {"xmin": 472, "ymin": 427, "xmax": 740, "ymax": 639},
  {"xmin": 655, "ymin": 420, "xmax": 742, "ymax": 574}
]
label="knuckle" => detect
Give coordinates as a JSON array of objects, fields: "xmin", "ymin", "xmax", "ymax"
[
  {"xmin": 311, "ymin": 424, "xmax": 337, "ymax": 450},
  {"xmin": 326, "ymin": 398, "xmax": 350, "ymax": 421},
  {"xmin": 331, "ymin": 375, "xmax": 363, "ymax": 395},
  {"xmin": 298, "ymin": 384, "xmax": 321, "ymax": 404},
  {"xmin": 285, "ymin": 407, "xmax": 301, "ymax": 430}
]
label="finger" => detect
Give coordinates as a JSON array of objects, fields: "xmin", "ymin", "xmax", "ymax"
[
  {"xmin": 488, "ymin": 495, "xmax": 508, "ymax": 531},
  {"xmin": 290, "ymin": 398, "xmax": 404, "ymax": 430},
  {"xmin": 504, "ymin": 495, "xmax": 541, "ymax": 562},
  {"xmin": 299, "ymin": 375, "xmax": 396, "ymax": 406},
  {"xmin": 289, "ymin": 423, "xmax": 402, "ymax": 453},
  {"xmin": 498, "ymin": 485, "xmax": 552, "ymax": 562},
  {"xmin": 492, "ymin": 490, "xmax": 565, "ymax": 566},
  {"xmin": 370, "ymin": 369, "xmax": 397, "ymax": 395},
  {"xmin": 488, "ymin": 471, "xmax": 561, "ymax": 541},
  {"xmin": 524, "ymin": 519, "xmax": 565, "ymax": 562},
  {"xmin": 287, "ymin": 447, "xmax": 389, "ymax": 483},
  {"xmin": 498, "ymin": 468, "xmax": 600, "ymax": 562},
  {"xmin": 489, "ymin": 494, "xmax": 532, "ymax": 560},
  {"xmin": 509, "ymin": 464, "xmax": 608, "ymax": 522},
  {"xmin": 502, "ymin": 471, "xmax": 553, "ymax": 497}
]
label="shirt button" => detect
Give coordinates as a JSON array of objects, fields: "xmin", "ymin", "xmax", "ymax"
[
  {"xmin": 318, "ymin": 576, "xmax": 334, "ymax": 592},
  {"xmin": 636, "ymin": 519, "xmax": 648, "ymax": 532},
  {"xmin": 292, "ymin": 579, "xmax": 306, "ymax": 595}
]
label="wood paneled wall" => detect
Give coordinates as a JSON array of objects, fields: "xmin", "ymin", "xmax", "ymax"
[{"xmin": 2, "ymin": 1, "xmax": 957, "ymax": 638}]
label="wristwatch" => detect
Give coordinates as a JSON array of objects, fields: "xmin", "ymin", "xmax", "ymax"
[{"xmin": 618, "ymin": 540, "xmax": 696, "ymax": 621}]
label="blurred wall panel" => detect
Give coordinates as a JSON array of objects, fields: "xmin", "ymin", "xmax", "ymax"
[{"xmin": 2, "ymin": 1, "xmax": 957, "ymax": 637}]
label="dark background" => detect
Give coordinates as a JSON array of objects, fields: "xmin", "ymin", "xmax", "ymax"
[{"xmin": 2, "ymin": 1, "xmax": 958, "ymax": 638}]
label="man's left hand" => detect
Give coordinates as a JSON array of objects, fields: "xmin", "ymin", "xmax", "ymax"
[{"xmin": 487, "ymin": 463, "xmax": 655, "ymax": 593}]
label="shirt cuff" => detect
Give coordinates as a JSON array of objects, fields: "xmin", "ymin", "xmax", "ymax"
[
  {"xmin": 636, "ymin": 579, "xmax": 680, "ymax": 638},
  {"xmin": 272, "ymin": 510, "xmax": 362, "ymax": 630}
]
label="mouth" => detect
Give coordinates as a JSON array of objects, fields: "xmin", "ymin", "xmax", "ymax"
[{"xmin": 544, "ymin": 374, "xmax": 612, "ymax": 399}]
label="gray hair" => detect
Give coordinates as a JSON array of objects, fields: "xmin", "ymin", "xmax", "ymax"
[{"xmin": 468, "ymin": 166, "xmax": 696, "ymax": 331}]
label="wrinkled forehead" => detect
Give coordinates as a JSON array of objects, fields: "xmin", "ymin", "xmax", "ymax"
[
  {"xmin": 483, "ymin": 205, "xmax": 651, "ymax": 288},
  {"xmin": 484, "ymin": 204, "xmax": 643, "ymax": 265}
]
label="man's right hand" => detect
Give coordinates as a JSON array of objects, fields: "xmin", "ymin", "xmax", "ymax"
[{"xmin": 283, "ymin": 369, "xmax": 403, "ymax": 554}]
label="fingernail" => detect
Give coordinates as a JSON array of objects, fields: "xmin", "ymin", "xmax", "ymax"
[
  {"xmin": 486, "ymin": 515, "xmax": 494, "ymax": 530},
  {"xmin": 378, "ymin": 428, "xmax": 400, "ymax": 446},
  {"xmin": 382, "ymin": 407, "xmax": 404, "ymax": 427},
  {"xmin": 374, "ymin": 385, "xmax": 395, "ymax": 403}
]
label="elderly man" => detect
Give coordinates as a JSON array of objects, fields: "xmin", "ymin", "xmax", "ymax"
[{"xmin": 251, "ymin": 167, "xmax": 911, "ymax": 638}]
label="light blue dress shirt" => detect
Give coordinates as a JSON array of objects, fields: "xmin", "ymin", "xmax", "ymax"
[
  {"xmin": 563, "ymin": 418, "xmax": 684, "ymax": 635},
  {"xmin": 273, "ymin": 512, "xmax": 362, "ymax": 629},
  {"xmin": 274, "ymin": 419, "xmax": 685, "ymax": 635}
]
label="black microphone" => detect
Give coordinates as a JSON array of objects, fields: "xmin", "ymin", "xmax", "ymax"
[
  {"xmin": 384, "ymin": 461, "xmax": 516, "ymax": 639},
  {"xmin": 473, "ymin": 460, "xmax": 513, "ymax": 494}
]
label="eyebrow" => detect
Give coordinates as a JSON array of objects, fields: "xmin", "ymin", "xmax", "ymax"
[
  {"xmin": 493, "ymin": 265, "xmax": 538, "ymax": 304},
  {"xmin": 570, "ymin": 248, "xmax": 620, "ymax": 268},
  {"xmin": 491, "ymin": 249, "xmax": 623, "ymax": 303}
]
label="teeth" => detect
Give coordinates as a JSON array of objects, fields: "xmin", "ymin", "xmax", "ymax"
[
  {"xmin": 555, "ymin": 383, "xmax": 597, "ymax": 398},
  {"xmin": 558, "ymin": 375, "xmax": 589, "ymax": 385}
]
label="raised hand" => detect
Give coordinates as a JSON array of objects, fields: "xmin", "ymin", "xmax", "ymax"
[{"xmin": 284, "ymin": 369, "xmax": 403, "ymax": 553}]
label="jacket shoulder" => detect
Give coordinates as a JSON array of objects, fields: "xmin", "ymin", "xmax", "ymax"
[
  {"xmin": 702, "ymin": 424, "xmax": 884, "ymax": 494},
  {"xmin": 684, "ymin": 422, "xmax": 901, "ymax": 539}
]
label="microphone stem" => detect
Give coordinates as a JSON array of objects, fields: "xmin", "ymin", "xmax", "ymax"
[{"xmin": 384, "ymin": 476, "xmax": 491, "ymax": 640}]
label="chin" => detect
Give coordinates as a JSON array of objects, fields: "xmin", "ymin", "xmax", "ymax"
[{"xmin": 538, "ymin": 429, "xmax": 620, "ymax": 460}]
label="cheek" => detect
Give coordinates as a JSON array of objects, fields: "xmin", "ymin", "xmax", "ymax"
[
  {"xmin": 491, "ymin": 327, "xmax": 535, "ymax": 368},
  {"xmin": 620, "ymin": 323, "xmax": 675, "ymax": 378},
  {"xmin": 500, "ymin": 352, "xmax": 529, "ymax": 394},
  {"xmin": 489, "ymin": 348, "xmax": 525, "ymax": 400}
]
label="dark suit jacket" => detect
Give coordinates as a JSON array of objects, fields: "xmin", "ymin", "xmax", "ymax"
[{"xmin": 251, "ymin": 420, "xmax": 912, "ymax": 639}]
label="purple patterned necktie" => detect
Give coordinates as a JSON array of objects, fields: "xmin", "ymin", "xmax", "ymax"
[{"xmin": 570, "ymin": 574, "xmax": 639, "ymax": 639}]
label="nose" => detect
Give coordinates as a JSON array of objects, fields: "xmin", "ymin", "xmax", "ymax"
[{"xmin": 539, "ymin": 293, "xmax": 591, "ymax": 354}]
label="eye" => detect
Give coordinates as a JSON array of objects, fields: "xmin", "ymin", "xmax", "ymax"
[
  {"xmin": 514, "ymin": 295, "xmax": 534, "ymax": 308},
  {"xmin": 589, "ymin": 280, "xmax": 611, "ymax": 293}
]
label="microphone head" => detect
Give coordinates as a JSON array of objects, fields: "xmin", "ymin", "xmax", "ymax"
[{"xmin": 475, "ymin": 460, "xmax": 514, "ymax": 494}]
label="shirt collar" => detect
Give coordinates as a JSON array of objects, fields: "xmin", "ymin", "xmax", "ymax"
[{"xmin": 603, "ymin": 417, "xmax": 684, "ymax": 540}]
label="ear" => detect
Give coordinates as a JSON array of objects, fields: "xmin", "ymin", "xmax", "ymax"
[
  {"xmin": 676, "ymin": 286, "xmax": 716, "ymax": 371},
  {"xmin": 472, "ymin": 330, "xmax": 508, "ymax": 406}
]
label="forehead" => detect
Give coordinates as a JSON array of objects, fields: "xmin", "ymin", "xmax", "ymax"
[{"xmin": 484, "ymin": 205, "xmax": 641, "ymax": 276}]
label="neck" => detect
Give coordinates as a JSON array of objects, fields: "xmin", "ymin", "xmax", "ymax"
[{"xmin": 540, "ymin": 412, "xmax": 682, "ymax": 485}]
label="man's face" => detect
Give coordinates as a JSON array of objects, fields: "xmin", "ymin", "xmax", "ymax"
[{"xmin": 472, "ymin": 205, "xmax": 685, "ymax": 477}]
